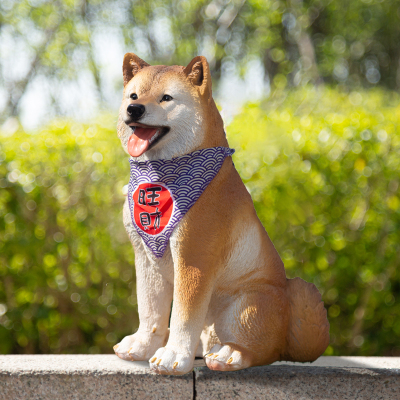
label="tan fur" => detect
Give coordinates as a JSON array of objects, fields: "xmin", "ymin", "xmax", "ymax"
[{"xmin": 114, "ymin": 53, "xmax": 330, "ymax": 375}]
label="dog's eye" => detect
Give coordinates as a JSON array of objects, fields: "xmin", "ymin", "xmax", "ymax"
[
  {"xmin": 161, "ymin": 94, "xmax": 173, "ymax": 102},
  {"xmin": 130, "ymin": 93, "xmax": 138, "ymax": 100}
]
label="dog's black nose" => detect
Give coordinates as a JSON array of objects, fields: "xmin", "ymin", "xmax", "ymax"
[{"xmin": 127, "ymin": 104, "xmax": 145, "ymax": 120}]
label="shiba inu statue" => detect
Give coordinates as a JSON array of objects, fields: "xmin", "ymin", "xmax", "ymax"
[{"xmin": 113, "ymin": 53, "xmax": 330, "ymax": 375}]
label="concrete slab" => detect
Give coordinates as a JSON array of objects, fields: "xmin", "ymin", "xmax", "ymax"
[
  {"xmin": 272, "ymin": 356, "xmax": 400, "ymax": 369},
  {"xmin": 0, "ymin": 355, "xmax": 192, "ymax": 400},
  {"xmin": 1, "ymin": 355, "xmax": 399, "ymax": 400},
  {"xmin": 194, "ymin": 357, "xmax": 400, "ymax": 400}
]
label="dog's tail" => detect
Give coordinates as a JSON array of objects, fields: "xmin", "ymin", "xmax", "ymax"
[{"xmin": 282, "ymin": 277, "xmax": 330, "ymax": 362}]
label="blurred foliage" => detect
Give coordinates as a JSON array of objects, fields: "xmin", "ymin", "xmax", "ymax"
[
  {"xmin": 0, "ymin": 118, "xmax": 137, "ymax": 354},
  {"xmin": 2, "ymin": 0, "xmax": 400, "ymax": 124},
  {"xmin": 0, "ymin": 87, "xmax": 399, "ymax": 356},
  {"xmin": 229, "ymin": 87, "xmax": 400, "ymax": 357}
]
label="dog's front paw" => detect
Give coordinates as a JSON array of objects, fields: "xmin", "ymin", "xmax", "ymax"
[
  {"xmin": 114, "ymin": 331, "xmax": 168, "ymax": 361},
  {"xmin": 149, "ymin": 347, "xmax": 193, "ymax": 375}
]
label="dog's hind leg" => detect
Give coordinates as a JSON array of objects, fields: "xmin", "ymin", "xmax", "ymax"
[
  {"xmin": 205, "ymin": 285, "xmax": 289, "ymax": 371},
  {"xmin": 196, "ymin": 319, "xmax": 221, "ymax": 357}
]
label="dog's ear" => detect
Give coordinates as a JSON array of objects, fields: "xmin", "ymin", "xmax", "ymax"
[
  {"xmin": 184, "ymin": 56, "xmax": 212, "ymax": 96},
  {"xmin": 123, "ymin": 53, "xmax": 150, "ymax": 86}
]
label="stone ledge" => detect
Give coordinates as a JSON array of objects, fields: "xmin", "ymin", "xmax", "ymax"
[
  {"xmin": 196, "ymin": 358, "xmax": 400, "ymax": 400},
  {"xmin": 0, "ymin": 355, "xmax": 192, "ymax": 400},
  {"xmin": 0, "ymin": 356, "xmax": 399, "ymax": 400}
]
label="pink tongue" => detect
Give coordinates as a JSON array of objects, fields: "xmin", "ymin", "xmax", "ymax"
[{"xmin": 128, "ymin": 127, "xmax": 158, "ymax": 157}]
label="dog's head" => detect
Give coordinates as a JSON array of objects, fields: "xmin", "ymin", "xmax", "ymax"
[{"xmin": 117, "ymin": 53, "xmax": 225, "ymax": 161}]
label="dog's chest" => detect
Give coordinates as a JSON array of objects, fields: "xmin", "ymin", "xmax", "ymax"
[{"xmin": 123, "ymin": 198, "xmax": 175, "ymax": 281}]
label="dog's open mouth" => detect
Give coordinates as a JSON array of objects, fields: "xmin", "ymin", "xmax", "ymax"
[{"xmin": 127, "ymin": 124, "xmax": 170, "ymax": 157}]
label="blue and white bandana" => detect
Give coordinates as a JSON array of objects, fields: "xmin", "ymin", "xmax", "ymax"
[{"xmin": 128, "ymin": 147, "xmax": 235, "ymax": 258}]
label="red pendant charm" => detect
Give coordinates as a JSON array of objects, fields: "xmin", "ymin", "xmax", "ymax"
[{"xmin": 133, "ymin": 183, "xmax": 174, "ymax": 235}]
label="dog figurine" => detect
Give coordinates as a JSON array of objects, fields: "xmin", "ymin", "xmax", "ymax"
[{"xmin": 113, "ymin": 53, "xmax": 330, "ymax": 375}]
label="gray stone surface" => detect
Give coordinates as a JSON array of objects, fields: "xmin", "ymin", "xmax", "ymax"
[
  {"xmin": 194, "ymin": 358, "xmax": 400, "ymax": 400},
  {"xmin": 1, "ymin": 355, "xmax": 400, "ymax": 400},
  {"xmin": 0, "ymin": 355, "xmax": 192, "ymax": 400},
  {"xmin": 272, "ymin": 356, "xmax": 400, "ymax": 369}
]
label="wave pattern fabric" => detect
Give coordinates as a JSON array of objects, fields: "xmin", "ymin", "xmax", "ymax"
[{"xmin": 128, "ymin": 147, "xmax": 235, "ymax": 258}]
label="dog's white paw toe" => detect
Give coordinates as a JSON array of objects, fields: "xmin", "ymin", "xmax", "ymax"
[
  {"xmin": 114, "ymin": 332, "xmax": 165, "ymax": 362},
  {"xmin": 204, "ymin": 344, "xmax": 250, "ymax": 371},
  {"xmin": 114, "ymin": 334, "xmax": 145, "ymax": 361},
  {"xmin": 149, "ymin": 347, "xmax": 193, "ymax": 375}
]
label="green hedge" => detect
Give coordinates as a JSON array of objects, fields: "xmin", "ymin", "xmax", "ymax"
[
  {"xmin": 228, "ymin": 88, "xmax": 400, "ymax": 356},
  {"xmin": 0, "ymin": 118, "xmax": 135, "ymax": 354},
  {"xmin": 1, "ymin": 88, "xmax": 399, "ymax": 356}
]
